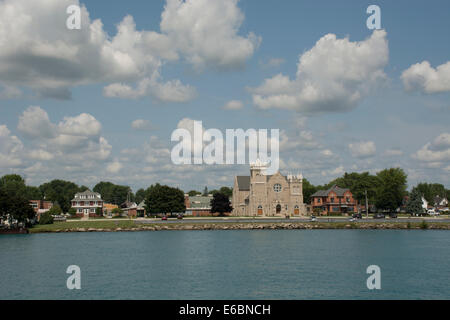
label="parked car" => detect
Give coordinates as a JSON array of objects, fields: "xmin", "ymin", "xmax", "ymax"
[
  {"xmin": 388, "ymin": 212, "xmax": 398, "ymax": 219},
  {"xmin": 427, "ymin": 208, "xmax": 439, "ymax": 216},
  {"xmin": 373, "ymin": 213, "xmax": 385, "ymax": 219},
  {"xmin": 177, "ymin": 214, "xmax": 183, "ymax": 220},
  {"xmin": 161, "ymin": 215, "xmax": 168, "ymax": 221},
  {"xmin": 349, "ymin": 217, "xmax": 356, "ymax": 222},
  {"xmin": 310, "ymin": 215, "xmax": 317, "ymax": 222},
  {"xmin": 352, "ymin": 213, "xmax": 362, "ymax": 219}
]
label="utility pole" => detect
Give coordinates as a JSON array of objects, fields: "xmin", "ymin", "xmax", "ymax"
[{"xmin": 365, "ymin": 189, "xmax": 369, "ymax": 218}]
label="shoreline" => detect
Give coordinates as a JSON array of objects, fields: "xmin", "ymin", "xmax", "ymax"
[{"xmin": 26, "ymin": 221, "xmax": 450, "ymax": 233}]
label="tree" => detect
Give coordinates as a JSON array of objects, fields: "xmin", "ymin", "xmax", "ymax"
[
  {"xmin": 39, "ymin": 212, "xmax": 54, "ymax": 225},
  {"xmin": 412, "ymin": 183, "xmax": 447, "ymax": 204},
  {"xmin": 48, "ymin": 205, "xmax": 62, "ymax": 215},
  {"xmin": 93, "ymin": 182, "xmax": 133, "ymax": 205},
  {"xmin": 187, "ymin": 190, "xmax": 201, "ymax": 197},
  {"xmin": 375, "ymin": 168, "xmax": 408, "ymax": 211},
  {"xmin": 219, "ymin": 187, "xmax": 233, "ymax": 198},
  {"xmin": 0, "ymin": 188, "xmax": 35, "ymax": 224},
  {"xmin": 39, "ymin": 180, "xmax": 85, "ymax": 213},
  {"xmin": 406, "ymin": 188, "xmax": 424, "ymax": 216},
  {"xmin": 95, "ymin": 207, "xmax": 103, "ymax": 217},
  {"xmin": 112, "ymin": 207, "xmax": 122, "ymax": 216},
  {"xmin": 328, "ymin": 172, "xmax": 379, "ymax": 204},
  {"xmin": 0, "ymin": 174, "xmax": 27, "ymax": 199},
  {"xmin": 68, "ymin": 208, "xmax": 77, "ymax": 217},
  {"xmin": 135, "ymin": 188, "xmax": 147, "ymax": 203},
  {"xmin": 145, "ymin": 184, "xmax": 186, "ymax": 216},
  {"xmin": 210, "ymin": 193, "xmax": 232, "ymax": 216},
  {"xmin": 202, "ymin": 186, "xmax": 209, "ymax": 196},
  {"xmin": 302, "ymin": 178, "xmax": 318, "ymax": 204}
]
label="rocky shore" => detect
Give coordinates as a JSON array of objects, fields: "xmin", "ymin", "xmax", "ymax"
[{"xmin": 32, "ymin": 221, "xmax": 450, "ymax": 233}]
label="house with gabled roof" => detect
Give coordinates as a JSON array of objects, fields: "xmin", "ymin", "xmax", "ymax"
[
  {"xmin": 311, "ymin": 185, "xmax": 358, "ymax": 215},
  {"xmin": 71, "ymin": 190, "xmax": 104, "ymax": 218}
]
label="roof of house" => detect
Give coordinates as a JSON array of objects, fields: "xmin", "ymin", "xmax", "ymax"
[
  {"xmin": 187, "ymin": 196, "xmax": 212, "ymax": 209},
  {"xmin": 137, "ymin": 200, "xmax": 146, "ymax": 209},
  {"xmin": 434, "ymin": 196, "xmax": 448, "ymax": 206},
  {"xmin": 311, "ymin": 185, "xmax": 351, "ymax": 198},
  {"xmin": 72, "ymin": 190, "xmax": 102, "ymax": 200}
]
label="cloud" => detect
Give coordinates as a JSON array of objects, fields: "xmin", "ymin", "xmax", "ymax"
[
  {"xmin": 280, "ymin": 130, "xmax": 321, "ymax": 151},
  {"xmin": 58, "ymin": 113, "xmax": 101, "ymax": 137},
  {"xmin": 17, "ymin": 106, "xmax": 111, "ymax": 163},
  {"xmin": 161, "ymin": 0, "xmax": 261, "ymax": 71},
  {"xmin": 106, "ymin": 161, "xmax": 123, "ymax": 174},
  {"xmin": 250, "ymin": 30, "xmax": 388, "ymax": 114},
  {"xmin": 17, "ymin": 106, "xmax": 56, "ymax": 139},
  {"xmin": 103, "ymin": 73, "xmax": 197, "ymax": 102},
  {"xmin": 401, "ymin": 61, "xmax": 450, "ymax": 94},
  {"xmin": 383, "ymin": 148, "xmax": 403, "ymax": 157},
  {"xmin": 0, "ymin": 85, "xmax": 22, "ymax": 99},
  {"xmin": 28, "ymin": 149, "xmax": 54, "ymax": 161},
  {"xmin": 260, "ymin": 57, "xmax": 285, "ymax": 68},
  {"xmin": 222, "ymin": 100, "xmax": 244, "ymax": 110},
  {"xmin": 0, "ymin": 125, "xmax": 23, "ymax": 168},
  {"xmin": 0, "ymin": 0, "xmax": 258, "ymax": 101},
  {"xmin": 413, "ymin": 133, "xmax": 450, "ymax": 164},
  {"xmin": 348, "ymin": 141, "xmax": 376, "ymax": 158},
  {"xmin": 320, "ymin": 149, "xmax": 334, "ymax": 157},
  {"xmin": 131, "ymin": 119, "xmax": 155, "ymax": 131}
]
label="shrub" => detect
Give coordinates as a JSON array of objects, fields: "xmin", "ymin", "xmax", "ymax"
[
  {"xmin": 68, "ymin": 208, "xmax": 77, "ymax": 217},
  {"xmin": 48, "ymin": 205, "xmax": 62, "ymax": 215},
  {"xmin": 39, "ymin": 212, "xmax": 54, "ymax": 225}
]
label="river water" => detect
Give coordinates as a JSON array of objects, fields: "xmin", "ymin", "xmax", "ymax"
[{"xmin": 1, "ymin": 230, "xmax": 449, "ymax": 299}]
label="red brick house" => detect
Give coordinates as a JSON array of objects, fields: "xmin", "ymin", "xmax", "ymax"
[
  {"xmin": 71, "ymin": 190, "xmax": 104, "ymax": 218},
  {"xmin": 311, "ymin": 185, "xmax": 358, "ymax": 215},
  {"xmin": 29, "ymin": 200, "xmax": 53, "ymax": 220}
]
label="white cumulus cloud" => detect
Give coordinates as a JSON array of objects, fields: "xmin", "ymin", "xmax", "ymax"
[
  {"xmin": 348, "ymin": 141, "xmax": 376, "ymax": 159},
  {"xmin": 250, "ymin": 30, "xmax": 389, "ymax": 114},
  {"xmin": 0, "ymin": 0, "xmax": 258, "ymax": 101},
  {"xmin": 401, "ymin": 61, "xmax": 450, "ymax": 94},
  {"xmin": 222, "ymin": 100, "xmax": 244, "ymax": 110}
]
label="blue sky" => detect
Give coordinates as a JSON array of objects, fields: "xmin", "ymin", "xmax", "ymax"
[{"xmin": 0, "ymin": 0, "xmax": 449, "ymax": 192}]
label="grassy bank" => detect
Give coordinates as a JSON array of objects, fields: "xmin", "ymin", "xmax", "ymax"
[{"xmin": 29, "ymin": 220, "xmax": 450, "ymax": 233}]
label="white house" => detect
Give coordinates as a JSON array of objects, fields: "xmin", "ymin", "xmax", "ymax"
[{"xmin": 421, "ymin": 197, "xmax": 428, "ymax": 211}]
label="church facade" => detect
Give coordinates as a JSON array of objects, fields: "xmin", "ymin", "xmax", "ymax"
[{"xmin": 232, "ymin": 160, "xmax": 306, "ymax": 217}]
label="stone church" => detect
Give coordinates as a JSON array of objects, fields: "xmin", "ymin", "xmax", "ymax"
[{"xmin": 232, "ymin": 160, "xmax": 306, "ymax": 217}]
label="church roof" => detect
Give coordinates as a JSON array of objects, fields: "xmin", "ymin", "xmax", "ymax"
[{"xmin": 236, "ymin": 176, "xmax": 250, "ymax": 191}]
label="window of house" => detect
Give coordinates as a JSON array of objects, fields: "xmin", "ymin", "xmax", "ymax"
[
  {"xmin": 331, "ymin": 197, "xmax": 335, "ymax": 203},
  {"xmin": 273, "ymin": 184, "xmax": 282, "ymax": 193},
  {"xmin": 317, "ymin": 198, "xmax": 321, "ymax": 203},
  {"xmin": 346, "ymin": 197, "xmax": 350, "ymax": 203}
]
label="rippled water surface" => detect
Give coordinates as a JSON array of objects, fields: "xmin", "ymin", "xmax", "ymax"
[{"xmin": 1, "ymin": 230, "xmax": 449, "ymax": 299}]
